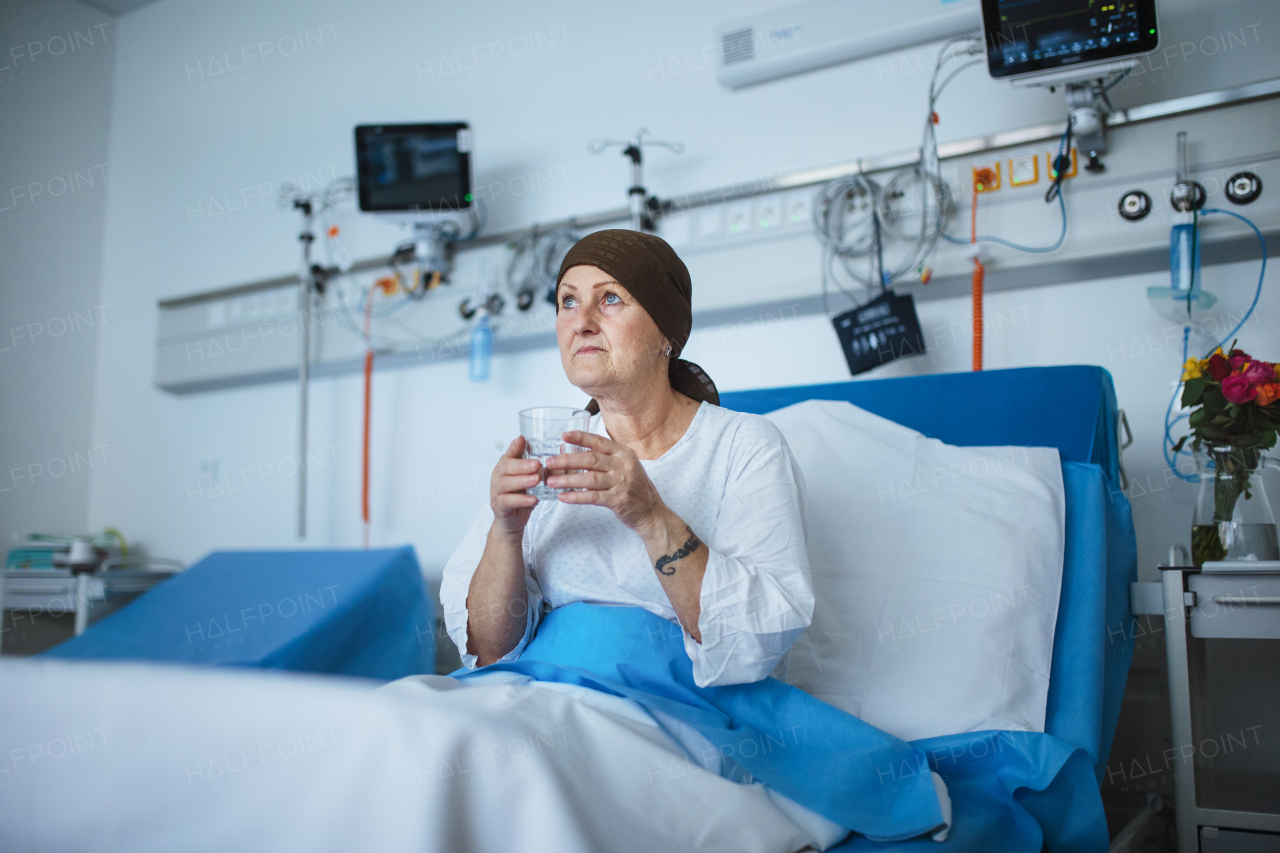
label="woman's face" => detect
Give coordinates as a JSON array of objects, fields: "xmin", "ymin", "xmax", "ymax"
[{"xmin": 555, "ymin": 264, "xmax": 668, "ymax": 398}]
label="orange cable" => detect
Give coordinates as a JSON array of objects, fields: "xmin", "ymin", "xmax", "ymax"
[
  {"xmin": 361, "ymin": 283, "xmax": 382, "ymax": 550},
  {"xmin": 970, "ymin": 180, "xmax": 984, "ymax": 372}
]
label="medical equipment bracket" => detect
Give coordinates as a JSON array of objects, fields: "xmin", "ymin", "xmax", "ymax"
[
  {"xmin": 162, "ymin": 77, "xmax": 1280, "ymax": 314},
  {"xmin": 156, "ymin": 77, "xmax": 1280, "ymax": 397}
]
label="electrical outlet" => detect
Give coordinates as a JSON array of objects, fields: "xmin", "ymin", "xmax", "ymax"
[
  {"xmin": 973, "ymin": 160, "xmax": 1002, "ymax": 193},
  {"xmin": 785, "ymin": 190, "xmax": 811, "ymax": 227},
  {"xmin": 726, "ymin": 202, "xmax": 753, "ymax": 236},
  {"xmin": 756, "ymin": 197, "xmax": 781, "ymax": 231},
  {"xmin": 1048, "ymin": 147, "xmax": 1078, "ymax": 180},
  {"xmin": 1009, "ymin": 151, "xmax": 1040, "ymax": 187}
]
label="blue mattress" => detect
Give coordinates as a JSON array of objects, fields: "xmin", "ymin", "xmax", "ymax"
[{"xmin": 44, "ymin": 546, "xmax": 435, "ymax": 681}]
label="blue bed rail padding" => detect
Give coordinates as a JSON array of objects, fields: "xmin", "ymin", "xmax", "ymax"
[
  {"xmin": 719, "ymin": 364, "xmax": 1123, "ymax": 483},
  {"xmin": 44, "ymin": 546, "xmax": 435, "ymax": 682}
]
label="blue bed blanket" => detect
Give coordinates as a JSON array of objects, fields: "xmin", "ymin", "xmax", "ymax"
[
  {"xmin": 460, "ymin": 601, "xmax": 1104, "ymax": 851},
  {"xmin": 458, "ymin": 456, "xmax": 1126, "ymax": 852}
]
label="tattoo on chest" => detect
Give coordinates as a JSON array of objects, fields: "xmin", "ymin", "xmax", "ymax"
[{"xmin": 654, "ymin": 525, "xmax": 702, "ymax": 576}]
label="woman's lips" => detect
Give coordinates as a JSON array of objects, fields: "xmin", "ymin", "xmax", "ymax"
[{"xmin": 576, "ymin": 346, "xmax": 603, "ymax": 354}]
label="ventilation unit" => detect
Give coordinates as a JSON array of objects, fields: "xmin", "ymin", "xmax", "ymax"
[{"xmin": 716, "ymin": 0, "xmax": 981, "ymax": 90}]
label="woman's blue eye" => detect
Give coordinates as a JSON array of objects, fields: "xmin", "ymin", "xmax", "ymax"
[
  {"xmin": 562, "ymin": 295, "xmax": 577, "ymax": 308},
  {"xmin": 604, "ymin": 293, "xmax": 621, "ymax": 304}
]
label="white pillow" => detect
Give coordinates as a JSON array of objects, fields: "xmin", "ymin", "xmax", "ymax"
[{"xmin": 766, "ymin": 400, "xmax": 1065, "ymax": 742}]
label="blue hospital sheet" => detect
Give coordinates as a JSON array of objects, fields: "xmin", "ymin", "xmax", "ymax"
[
  {"xmin": 461, "ymin": 603, "xmax": 948, "ymax": 843},
  {"xmin": 44, "ymin": 547, "xmax": 434, "ymax": 681},
  {"xmin": 462, "ymin": 444, "xmax": 1130, "ymax": 850}
]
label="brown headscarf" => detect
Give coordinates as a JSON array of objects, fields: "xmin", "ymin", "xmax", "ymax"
[{"xmin": 555, "ymin": 229, "xmax": 718, "ymax": 415}]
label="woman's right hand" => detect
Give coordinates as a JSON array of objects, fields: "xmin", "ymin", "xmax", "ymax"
[{"xmin": 490, "ymin": 436, "xmax": 542, "ymax": 536}]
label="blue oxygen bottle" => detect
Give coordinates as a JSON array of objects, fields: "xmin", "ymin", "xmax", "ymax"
[
  {"xmin": 470, "ymin": 310, "xmax": 492, "ymax": 382},
  {"xmin": 1169, "ymin": 212, "xmax": 1200, "ymax": 296},
  {"xmin": 1147, "ymin": 131, "xmax": 1215, "ymax": 322}
]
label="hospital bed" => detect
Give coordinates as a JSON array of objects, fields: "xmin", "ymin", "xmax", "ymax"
[
  {"xmin": 42, "ymin": 546, "xmax": 435, "ymax": 680},
  {"xmin": 8, "ymin": 363, "xmax": 1136, "ymax": 852}
]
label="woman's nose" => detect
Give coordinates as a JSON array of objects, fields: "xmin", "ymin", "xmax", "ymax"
[{"xmin": 573, "ymin": 303, "xmax": 600, "ymax": 335}]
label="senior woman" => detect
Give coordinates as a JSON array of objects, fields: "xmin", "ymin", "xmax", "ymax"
[
  {"xmin": 440, "ymin": 229, "xmax": 814, "ymax": 688},
  {"xmin": 439, "ymin": 230, "xmax": 951, "ymax": 843}
]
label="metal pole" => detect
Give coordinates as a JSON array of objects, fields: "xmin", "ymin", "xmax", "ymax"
[
  {"xmin": 628, "ymin": 136, "xmax": 645, "ymax": 231},
  {"xmin": 297, "ymin": 203, "xmax": 314, "ymax": 539}
]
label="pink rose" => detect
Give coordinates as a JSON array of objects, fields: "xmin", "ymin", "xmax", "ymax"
[
  {"xmin": 1222, "ymin": 374, "xmax": 1258, "ymax": 404},
  {"xmin": 1242, "ymin": 361, "xmax": 1272, "ymax": 384},
  {"xmin": 1229, "ymin": 355, "xmax": 1248, "ymax": 372}
]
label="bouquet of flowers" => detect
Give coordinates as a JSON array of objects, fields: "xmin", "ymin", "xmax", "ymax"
[
  {"xmin": 1175, "ymin": 345, "xmax": 1280, "ymax": 561},
  {"xmin": 1176, "ymin": 345, "xmax": 1280, "ymax": 452}
]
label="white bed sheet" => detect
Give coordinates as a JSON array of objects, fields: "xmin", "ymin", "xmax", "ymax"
[{"xmin": 0, "ymin": 659, "xmax": 846, "ymax": 853}]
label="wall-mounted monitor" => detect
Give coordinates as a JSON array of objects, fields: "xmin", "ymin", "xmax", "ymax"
[
  {"xmin": 982, "ymin": 0, "xmax": 1158, "ymax": 84},
  {"xmin": 354, "ymin": 123, "xmax": 472, "ymax": 213}
]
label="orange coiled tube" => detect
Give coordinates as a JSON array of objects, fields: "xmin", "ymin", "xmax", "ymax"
[
  {"xmin": 971, "ymin": 257, "xmax": 984, "ymax": 372},
  {"xmin": 970, "ymin": 179, "xmax": 984, "ymax": 372},
  {"xmin": 362, "ymin": 276, "xmax": 397, "ymax": 549}
]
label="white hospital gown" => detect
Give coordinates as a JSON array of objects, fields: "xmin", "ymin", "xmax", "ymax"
[{"xmin": 440, "ymin": 401, "xmax": 815, "ymax": 688}]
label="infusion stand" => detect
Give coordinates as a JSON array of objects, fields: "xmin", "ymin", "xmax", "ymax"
[
  {"xmin": 294, "ymin": 198, "xmax": 316, "ymax": 540},
  {"xmin": 588, "ymin": 128, "xmax": 684, "ymax": 232},
  {"xmin": 292, "ymin": 199, "xmax": 342, "ymax": 538}
]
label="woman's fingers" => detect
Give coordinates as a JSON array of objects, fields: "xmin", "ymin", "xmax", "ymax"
[
  {"xmin": 560, "ymin": 430, "xmax": 612, "ymax": 451},
  {"xmin": 500, "ymin": 456, "xmax": 541, "ymax": 476},
  {"xmin": 494, "ymin": 491, "xmax": 538, "ymax": 511},
  {"xmin": 556, "ymin": 488, "xmax": 603, "ymax": 505},
  {"xmin": 492, "ymin": 437, "xmax": 542, "ymax": 501},
  {"xmin": 545, "ymin": 450, "xmax": 603, "ymax": 473},
  {"xmin": 495, "ymin": 472, "xmax": 542, "ymax": 494},
  {"xmin": 545, "ymin": 470, "xmax": 610, "ymax": 491}
]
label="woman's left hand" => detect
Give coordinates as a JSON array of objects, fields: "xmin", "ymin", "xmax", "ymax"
[{"xmin": 545, "ymin": 431, "xmax": 665, "ymax": 533}]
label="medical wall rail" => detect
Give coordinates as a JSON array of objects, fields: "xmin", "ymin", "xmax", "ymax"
[
  {"xmin": 156, "ymin": 76, "xmax": 1280, "ymax": 400},
  {"xmin": 159, "ymin": 77, "xmax": 1280, "ymax": 315}
]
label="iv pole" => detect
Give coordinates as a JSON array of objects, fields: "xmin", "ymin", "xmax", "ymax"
[
  {"xmin": 588, "ymin": 128, "xmax": 684, "ymax": 232},
  {"xmin": 295, "ymin": 198, "xmax": 314, "ymax": 539}
]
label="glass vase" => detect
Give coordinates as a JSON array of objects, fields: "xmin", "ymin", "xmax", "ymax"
[{"xmin": 1191, "ymin": 445, "xmax": 1280, "ymax": 566}]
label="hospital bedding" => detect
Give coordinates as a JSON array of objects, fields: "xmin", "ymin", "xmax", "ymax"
[
  {"xmin": 43, "ymin": 546, "xmax": 435, "ymax": 680},
  {"xmin": 0, "ymin": 656, "xmax": 842, "ymax": 853},
  {"xmin": 3, "ymin": 364, "xmax": 1137, "ymax": 852},
  {"xmin": 765, "ymin": 399, "xmax": 1068, "ymax": 741},
  {"xmin": 718, "ymin": 363, "xmax": 1136, "ymax": 788}
]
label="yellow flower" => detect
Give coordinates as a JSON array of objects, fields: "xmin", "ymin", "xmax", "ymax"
[
  {"xmin": 1274, "ymin": 363, "xmax": 1280, "ymax": 381},
  {"xmin": 1182, "ymin": 357, "xmax": 1204, "ymax": 381}
]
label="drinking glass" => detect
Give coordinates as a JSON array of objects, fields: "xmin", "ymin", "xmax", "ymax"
[{"xmin": 518, "ymin": 407, "xmax": 591, "ymax": 500}]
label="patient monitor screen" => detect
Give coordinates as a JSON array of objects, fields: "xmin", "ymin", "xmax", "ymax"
[
  {"xmin": 982, "ymin": 0, "xmax": 1158, "ymax": 79},
  {"xmin": 355, "ymin": 123, "xmax": 472, "ymax": 212}
]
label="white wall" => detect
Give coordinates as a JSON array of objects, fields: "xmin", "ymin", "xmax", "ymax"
[
  {"xmin": 83, "ymin": 0, "xmax": 1280, "ymax": 586},
  {"xmin": 0, "ymin": 0, "xmax": 115, "ymax": 556}
]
